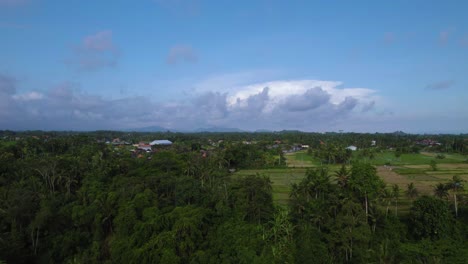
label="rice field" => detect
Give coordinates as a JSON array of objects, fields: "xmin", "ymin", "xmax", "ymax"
[{"xmin": 234, "ymin": 150, "xmax": 468, "ymax": 206}]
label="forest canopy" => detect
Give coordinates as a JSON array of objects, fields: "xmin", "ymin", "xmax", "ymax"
[{"xmin": 0, "ymin": 131, "xmax": 467, "ymax": 263}]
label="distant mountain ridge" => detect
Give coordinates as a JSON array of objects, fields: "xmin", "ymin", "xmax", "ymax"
[
  {"xmin": 192, "ymin": 127, "xmax": 245, "ymax": 133},
  {"xmin": 126, "ymin": 126, "xmax": 169, "ymax": 132},
  {"xmin": 128, "ymin": 126, "xmax": 245, "ymax": 133}
]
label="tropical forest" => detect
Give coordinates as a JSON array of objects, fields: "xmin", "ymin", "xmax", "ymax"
[{"xmin": 1, "ymin": 131, "xmax": 467, "ymax": 263}]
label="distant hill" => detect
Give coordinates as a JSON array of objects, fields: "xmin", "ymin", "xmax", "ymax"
[
  {"xmin": 126, "ymin": 126, "xmax": 245, "ymax": 133},
  {"xmin": 192, "ymin": 127, "xmax": 245, "ymax": 133},
  {"xmin": 254, "ymin": 129, "xmax": 274, "ymax": 133},
  {"xmin": 127, "ymin": 126, "xmax": 170, "ymax": 132},
  {"xmin": 392, "ymin": 131, "xmax": 407, "ymax": 135},
  {"xmin": 277, "ymin": 130, "xmax": 304, "ymax": 133}
]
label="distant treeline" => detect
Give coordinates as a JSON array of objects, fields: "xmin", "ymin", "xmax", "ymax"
[{"xmin": 1, "ymin": 130, "xmax": 467, "ymax": 154}]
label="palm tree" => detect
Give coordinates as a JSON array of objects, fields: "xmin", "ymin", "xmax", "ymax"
[
  {"xmin": 448, "ymin": 175, "xmax": 464, "ymax": 217},
  {"xmin": 392, "ymin": 184, "xmax": 400, "ymax": 216},
  {"xmin": 433, "ymin": 183, "xmax": 449, "ymax": 199},
  {"xmin": 335, "ymin": 164, "xmax": 349, "ymax": 189},
  {"xmin": 406, "ymin": 182, "xmax": 418, "ymax": 200},
  {"xmin": 379, "ymin": 188, "xmax": 393, "ymax": 218},
  {"xmin": 306, "ymin": 167, "xmax": 331, "ymax": 200}
]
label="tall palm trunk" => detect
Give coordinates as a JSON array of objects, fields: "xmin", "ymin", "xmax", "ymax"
[
  {"xmin": 395, "ymin": 199, "xmax": 398, "ymax": 216},
  {"xmin": 365, "ymin": 192, "xmax": 368, "ymax": 223},
  {"xmin": 454, "ymin": 193, "xmax": 458, "ymax": 217}
]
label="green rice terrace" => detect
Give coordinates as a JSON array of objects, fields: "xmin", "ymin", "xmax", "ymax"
[{"xmin": 235, "ymin": 150, "xmax": 468, "ymax": 208}]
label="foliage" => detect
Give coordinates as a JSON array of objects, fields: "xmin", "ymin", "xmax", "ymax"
[
  {"xmin": 430, "ymin": 159, "xmax": 438, "ymax": 171},
  {"xmin": 409, "ymin": 196, "xmax": 453, "ymax": 240},
  {"xmin": 0, "ymin": 131, "xmax": 467, "ymax": 263}
]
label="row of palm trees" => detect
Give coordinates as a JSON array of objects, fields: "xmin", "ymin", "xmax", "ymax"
[
  {"xmin": 433, "ymin": 175, "xmax": 464, "ymax": 217},
  {"xmin": 401, "ymin": 175, "xmax": 466, "ymax": 218},
  {"xmin": 376, "ymin": 176, "xmax": 464, "ymax": 222}
]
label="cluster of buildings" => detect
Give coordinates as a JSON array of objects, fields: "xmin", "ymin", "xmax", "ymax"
[
  {"xmin": 416, "ymin": 139, "xmax": 441, "ymax": 146},
  {"xmin": 107, "ymin": 138, "xmax": 173, "ymax": 157}
]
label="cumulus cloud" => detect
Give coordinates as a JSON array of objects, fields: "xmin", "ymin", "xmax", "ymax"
[
  {"xmin": 281, "ymin": 87, "xmax": 330, "ymax": 112},
  {"xmin": 425, "ymin": 80, "xmax": 454, "ymax": 90},
  {"xmin": 224, "ymin": 80, "xmax": 376, "ymax": 110},
  {"xmin": 361, "ymin": 100, "xmax": 375, "ymax": 112},
  {"xmin": 205, "ymin": 79, "xmax": 378, "ymax": 130},
  {"xmin": 336, "ymin": 96, "xmax": 358, "ymax": 113},
  {"xmin": 238, "ymin": 87, "xmax": 270, "ymax": 113},
  {"xmin": 166, "ymin": 45, "xmax": 198, "ymax": 64},
  {"xmin": 1, "ymin": 73, "xmax": 385, "ymax": 131},
  {"xmin": 1, "ymin": 82, "xmax": 157, "ymax": 130},
  {"xmin": 193, "ymin": 91, "xmax": 228, "ymax": 120},
  {"xmin": 66, "ymin": 30, "xmax": 119, "ymax": 71},
  {"xmin": 12, "ymin": 91, "xmax": 43, "ymax": 101}
]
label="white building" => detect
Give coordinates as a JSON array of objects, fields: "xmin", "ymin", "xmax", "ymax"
[
  {"xmin": 150, "ymin": 139, "xmax": 173, "ymax": 146},
  {"xmin": 346, "ymin": 145, "xmax": 357, "ymax": 151}
]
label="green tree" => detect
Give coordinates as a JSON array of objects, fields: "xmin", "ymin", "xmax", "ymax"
[
  {"xmin": 406, "ymin": 182, "xmax": 418, "ymax": 200},
  {"xmin": 265, "ymin": 208, "xmax": 295, "ymax": 263},
  {"xmin": 229, "ymin": 174, "xmax": 274, "ymax": 223},
  {"xmin": 379, "ymin": 188, "xmax": 393, "ymax": 218},
  {"xmin": 447, "ymin": 175, "xmax": 464, "ymax": 217},
  {"xmin": 348, "ymin": 163, "xmax": 385, "ymax": 222},
  {"xmin": 409, "ymin": 196, "xmax": 453, "ymax": 240},
  {"xmin": 433, "ymin": 183, "xmax": 449, "ymax": 199},
  {"xmin": 391, "ymin": 184, "xmax": 400, "ymax": 216},
  {"xmin": 335, "ymin": 164, "xmax": 350, "ymax": 189},
  {"xmin": 430, "ymin": 160, "xmax": 438, "ymax": 171},
  {"xmin": 330, "ymin": 200, "xmax": 371, "ymax": 262}
]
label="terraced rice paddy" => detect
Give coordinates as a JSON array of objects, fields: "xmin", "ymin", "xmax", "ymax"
[{"xmin": 235, "ymin": 150, "xmax": 468, "ymax": 207}]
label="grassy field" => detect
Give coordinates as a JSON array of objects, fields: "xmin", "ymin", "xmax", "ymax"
[
  {"xmin": 235, "ymin": 150, "xmax": 468, "ymax": 209},
  {"xmin": 284, "ymin": 151, "xmax": 320, "ymax": 167},
  {"xmin": 0, "ymin": 140, "xmax": 17, "ymax": 147},
  {"xmin": 235, "ymin": 168, "xmax": 308, "ymax": 205},
  {"xmin": 364, "ymin": 151, "xmax": 467, "ymax": 165}
]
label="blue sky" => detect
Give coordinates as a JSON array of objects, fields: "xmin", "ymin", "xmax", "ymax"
[{"xmin": 1, "ymin": 0, "xmax": 467, "ymax": 132}]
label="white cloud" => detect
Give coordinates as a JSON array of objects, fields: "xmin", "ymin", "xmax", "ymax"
[
  {"xmin": 223, "ymin": 79, "xmax": 378, "ymax": 113},
  {"xmin": 12, "ymin": 91, "xmax": 43, "ymax": 101},
  {"xmin": 66, "ymin": 30, "xmax": 119, "ymax": 71},
  {"xmin": 0, "ymin": 73, "xmax": 392, "ymax": 131},
  {"xmin": 0, "ymin": 74, "xmax": 388, "ymax": 130}
]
